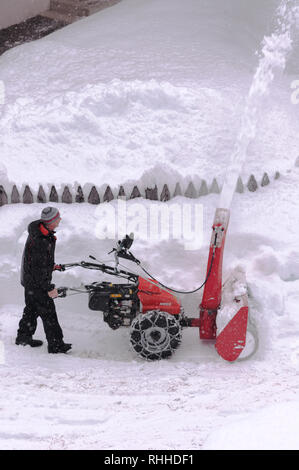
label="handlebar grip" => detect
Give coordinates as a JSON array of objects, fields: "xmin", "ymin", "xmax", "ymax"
[
  {"xmin": 57, "ymin": 287, "xmax": 68, "ymax": 297},
  {"xmin": 54, "ymin": 264, "xmax": 66, "ymax": 271}
]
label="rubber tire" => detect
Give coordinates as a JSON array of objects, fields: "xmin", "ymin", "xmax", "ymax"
[{"xmin": 130, "ymin": 310, "xmax": 182, "ymax": 361}]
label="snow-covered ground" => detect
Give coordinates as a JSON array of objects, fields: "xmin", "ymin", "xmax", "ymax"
[
  {"xmin": 0, "ymin": 0, "xmax": 299, "ymax": 451},
  {"xmin": 1, "ymin": 173, "xmax": 299, "ymax": 450}
]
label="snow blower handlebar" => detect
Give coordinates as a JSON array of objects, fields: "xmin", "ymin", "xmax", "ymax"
[
  {"xmin": 58, "ymin": 233, "xmax": 140, "ymax": 277},
  {"xmin": 108, "ymin": 233, "xmax": 140, "ymax": 268},
  {"xmin": 57, "ymin": 231, "xmax": 216, "ymax": 296},
  {"xmin": 59, "ymin": 260, "xmax": 138, "ymax": 280}
]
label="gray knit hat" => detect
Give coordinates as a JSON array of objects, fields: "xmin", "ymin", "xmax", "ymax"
[{"xmin": 41, "ymin": 207, "xmax": 61, "ymax": 225}]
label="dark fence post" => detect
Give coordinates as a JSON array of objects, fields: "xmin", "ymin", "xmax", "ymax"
[
  {"xmin": 235, "ymin": 176, "xmax": 244, "ymax": 193},
  {"xmin": 173, "ymin": 182, "xmax": 182, "ymax": 197},
  {"xmin": 11, "ymin": 185, "xmax": 20, "ymax": 203},
  {"xmin": 184, "ymin": 181, "xmax": 197, "ymax": 198},
  {"xmin": 118, "ymin": 186, "xmax": 126, "ymax": 199},
  {"xmin": 209, "ymin": 178, "xmax": 220, "ymax": 194},
  {"xmin": 49, "ymin": 185, "xmax": 59, "ymax": 202},
  {"xmin": 160, "ymin": 184, "xmax": 170, "ymax": 201},
  {"xmin": 75, "ymin": 185, "xmax": 84, "ymax": 203},
  {"xmin": 145, "ymin": 185, "xmax": 158, "ymax": 200},
  {"xmin": 23, "ymin": 185, "xmax": 33, "ymax": 204},
  {"xmin": 37, "ymin": 185, "xmax": 46, "ymax": 203},
  {"xmin": 247, "ymin": 175, "xmax": 258, "ymax": 192},
  {"xmin": 261, "ymin": 173, "xmax": 270, "ymax": 187},
  {"xmin": 198, "ymin": 180, "xmax": 208, "ymax": 197},
  {"xmin": 0, "ymin": 186, "xmax": 8, "ymax": 206},
  {"xmin": 103, "ymin": 186, "xmax": 114, "ymax": 202},
  {"xmin": 88, "ymin": 186, "xmax": 100, "ymax": 204},
  {"xmin": 62, "ymin": 186, "xmax": 72, "ymax": 203},
  {"xmin": 130, "ymin": 186, "xmax": 141, "ymax": 199}
]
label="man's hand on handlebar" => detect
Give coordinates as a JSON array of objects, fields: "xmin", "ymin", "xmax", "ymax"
[{"xmin": 48, "ymin": 288, "xmax": 59, "ymax": 299}]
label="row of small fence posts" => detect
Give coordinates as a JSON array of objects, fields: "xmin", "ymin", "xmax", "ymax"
[{"xmin": 0, "ymin": 172, "xmax": 280, "ymax": 206}]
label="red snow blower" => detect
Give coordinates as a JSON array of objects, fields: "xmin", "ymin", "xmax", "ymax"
[{"xmin": 58, "ymin": 208, "xmax": 256, "ymax": 362}]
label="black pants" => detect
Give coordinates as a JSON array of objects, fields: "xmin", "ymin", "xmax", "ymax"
[{"xmin": 17, "ymin": 288, "xmax": 63, "ymax": 347}]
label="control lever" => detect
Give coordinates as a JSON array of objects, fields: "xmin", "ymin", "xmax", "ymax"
[{"xmin": 57, "ymin": 287, "xmax": 68, "ymax": 298}]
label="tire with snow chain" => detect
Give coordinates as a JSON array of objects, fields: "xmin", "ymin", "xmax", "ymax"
[{"xmin": 130, "ymin": 310, "xmax": 182, "ymax": 361}]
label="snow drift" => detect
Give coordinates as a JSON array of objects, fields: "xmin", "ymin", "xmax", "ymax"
[{"xmin": 0, "ymin": 0, "xmax": 298, "ymax": 187}]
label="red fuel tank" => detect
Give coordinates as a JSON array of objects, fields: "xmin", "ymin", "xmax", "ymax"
[{"xmin": 137, "ymin": 277, "xmax": 181, "ymax": 315}]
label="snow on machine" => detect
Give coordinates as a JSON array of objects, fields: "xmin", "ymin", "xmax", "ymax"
[{"xmin": 57, "ymin": 208, "xmax": 257, "ymax": 362}]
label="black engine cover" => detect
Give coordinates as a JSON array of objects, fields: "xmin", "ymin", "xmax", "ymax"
[
  {"xmin": 88, "ymin": 291, "xmax": 110, "ymax": 311},
  {"xmin": 88, "ymin": 282, "xmax": 137, "ymax": 311}
]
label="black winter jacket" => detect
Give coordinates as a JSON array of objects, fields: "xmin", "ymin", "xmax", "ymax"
[{"xmin": 21, "ymin": 220, "xmax": 56, "ymax": 292}]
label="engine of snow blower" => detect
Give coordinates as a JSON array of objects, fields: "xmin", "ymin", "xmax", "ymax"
[
  {"xmin": 85, "ymin": 277, "xmax": 183, "ymax": 360},
  {"xmin": 88, "ymin": 281, "xmax": 139, "ymax": 329}
]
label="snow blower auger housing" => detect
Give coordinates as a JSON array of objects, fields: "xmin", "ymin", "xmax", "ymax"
[{"xmin": 57, "ymin": 209, "xmax": 256, "ymax": 362}]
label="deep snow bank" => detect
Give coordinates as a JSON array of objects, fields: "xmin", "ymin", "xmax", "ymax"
[{"xmin": 0, "ymin": 0, "xmax": 298, "ymax": 187}]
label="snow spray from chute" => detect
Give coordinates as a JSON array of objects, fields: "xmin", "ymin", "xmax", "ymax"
[
  {"xmin": 220, "ymin": 0, "xmax": 299, "ymax": 209},
  {"xmin": 201, "ymin": 1, "xmax": 298, "ymax": 361}
]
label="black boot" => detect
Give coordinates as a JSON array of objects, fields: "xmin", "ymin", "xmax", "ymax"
[
  {"xmin": 48, "ymin": 342, "xmax": 72, "ymax": 354},
  {"xmin": 16, "ymin": 336, "xmax": 43, "ymax": 347}
]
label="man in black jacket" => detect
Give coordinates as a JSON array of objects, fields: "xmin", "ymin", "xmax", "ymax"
[{"xmin": 16, "ymin": 207, "xmax": 72, "ymax": 354}]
